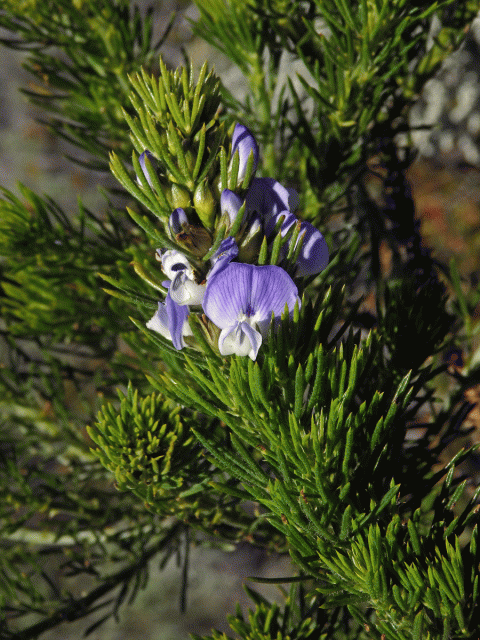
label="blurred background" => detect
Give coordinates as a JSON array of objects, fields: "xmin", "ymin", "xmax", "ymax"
[{"xmin": 1, "ymin": 1, "xmax": 480, "ymax": 638}]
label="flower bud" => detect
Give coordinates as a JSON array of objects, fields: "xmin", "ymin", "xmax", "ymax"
[
  {"xmin": 170, "ymin": 183, "xmax": 191, "ymax": 209},
  {"xmin": 294, "ymin": 222, "xmax": 329, "ymax": 277},
  {"xmin": 193, "ymin": 182, "xmax": 216, "ymax": 229}
]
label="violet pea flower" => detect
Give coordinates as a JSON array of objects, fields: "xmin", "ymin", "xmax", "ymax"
[
  {"xmin": 267, "ymin": 211, "xmax": 329, "ymax": 278},
  {"xmin": 230, "ymin": 124, "xmax": 259, "ymax": 184},
  {"xmin": 294, "ymin": 220, "xmax": 329, "ymax": 277},
  {"xmin": 203, "ymin": 263, "xmax": 300, "ymax": 360}
]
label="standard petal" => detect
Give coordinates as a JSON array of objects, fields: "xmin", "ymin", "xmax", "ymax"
[
  {"xmin": 249, "ymin": 265, "xmax": 300, "ymax": 322},
  {"xmin": 203, "ymin": 262, "xmax": 299, "ymax": 329},
  {"xmin": 203, "ymin": 263, "xmax": 253, "ymax": 329},
  {"xmin": 286, "ymin": 187, "xmax": 300, "ymax": 213},
  {"xmin": 295, "ymin": 222, "xmax": 329, "ymax": 277},
  {"xmin": 161, "ymin": 249, "xmax": 192, "ymax": 280},
  {"xmin": 218, "ymin": 321, "xmax": 262, "ymax": 360},
  {"xmin": 231, "ymin": 124, "xmax": 259, "ymax": 182}
]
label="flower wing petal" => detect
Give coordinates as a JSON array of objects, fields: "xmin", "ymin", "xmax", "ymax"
[
  {"xmin": 265, "ymin": 210, "xmax": 297, "ymax": 238},
  {"xmin": 208, "ymin": 236, "xmax": 239, "ymax": 281},
  {"xmin": 166, "ymin": 292, "xmax": 189, "ymax": 350},
  {"xmin": 245, "ymin": 178, "xmax": 292, "ymax": 224}
]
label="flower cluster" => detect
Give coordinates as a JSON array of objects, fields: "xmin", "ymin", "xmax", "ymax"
[{"xmin": 145, "ymin": 124, "xmax": 329, "ymax": 360}]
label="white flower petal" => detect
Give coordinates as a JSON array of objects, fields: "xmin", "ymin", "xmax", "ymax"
[
  {"xmin": 161, "ymin": 250, "xmax": 193, "ymax": 281},
  {"xmin": 170, "ymin": 272, "xmax": 206, "ymax": 305},
  {"xmin": 146, "ymin": 304, "xmax": 171, "ymax": 341},
  {"xmin": 218, "ymin": 321, "xmax": 262, "ymax": 360}
]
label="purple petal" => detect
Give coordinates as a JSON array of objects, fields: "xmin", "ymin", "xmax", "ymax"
[
  {"xmin": 169, "ymin": 208, "xmax": 188, "ymax": 235},
  {"xmin": 203, "ymin": 263, "xmax": 251, "ymax": 328},
  {"xmin": 208, "ymin": 236, "xmax": 239, "ymax": 281},
  {"xmin": 265, "ymin": 210, "xmax": 297, "ymax": 238},
  {"xmin": 138, "ymin": 150, "xmax": 155, "ymax": 187},
  {"xmin": 166, "ymin": 291, "xmax": 190, "ymax": 350},
  {"xmin": 146, "ymin": 296, "xmax": 191, "ymax": 350},
  {"xmin": 295, "ymin": 222, "xmax": 329, "ymax": 277},
  {"xmin": 231, "ymin": 124, "xmax": 259, "ymax": 183},
  {"xmin": 203, "ymin": 263, "xmax": 299, "ymax": 329},
  {"xmin": 245, "ymin": 178, "xmax": 292, "ymax": 225},
  {"xmin": 249, "ymin": 265, "xmax": 299, "ymax": 321},
  {"xmin": 286, "ymin": 187, "xmax": 300, "ymax": 213},
  {"xmin": 220, "ymin": 189, "xmax": 244, "ymax": 226}
]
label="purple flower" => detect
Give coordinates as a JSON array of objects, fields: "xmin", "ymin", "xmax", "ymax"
[
  {"xmin": 230, "ymin": 124, "xmax": 259, "ymax": 184},
  {"xmin": 266, "ymin": 212, "xmax": 329, "ymax": 278},
  {"xmin": 138, "ymin": 150, "xmax": 155, "ymax": 187},
  {"xmin": 245, "ymin": 178, "xmax": 298, "ymax": 225},
  {"xmin": 146, "ymin": 292, "xmax": 192, "ymax": 350},
  {"xmin": 203, "ymin": 263, "xmax": 300, "ymax": 360}
]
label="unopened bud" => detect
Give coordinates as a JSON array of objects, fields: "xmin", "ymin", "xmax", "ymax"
[
  {"xmin": 193, "ymin": 182, "xmax": 216, "ymax": 229},
  {"xmin": 170, "ymin": 183, "xmax": 191, "ymax": 209}
]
